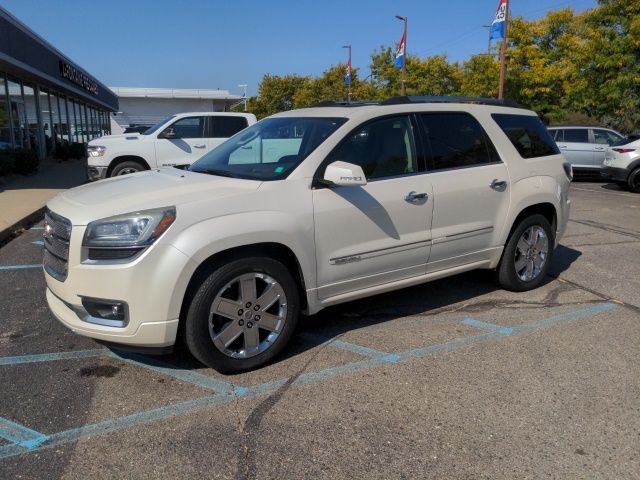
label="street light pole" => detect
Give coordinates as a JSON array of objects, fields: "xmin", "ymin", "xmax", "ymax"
[
  {"xmin": 238, "ymin": 84, "xmax": 248, "ymax": 111},
  {"xmin": 498, "ymin": 0, "xmax": 510, "ymax": 99},
  {"xmin": 342, "ymin": 44, "xmax": 352, "ymax": 102},
  {"xmin": 395, "ymin": 15, "xmax": 408, "ymax": 96}
]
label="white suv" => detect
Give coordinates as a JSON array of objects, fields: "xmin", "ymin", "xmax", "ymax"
[
  {"xmin": 44, "ymin": 97, "xmax": 571, "ymax": 373},
  {"xmin": 87, "ymin": 112, "xmax": 257, "ymax": 180}
]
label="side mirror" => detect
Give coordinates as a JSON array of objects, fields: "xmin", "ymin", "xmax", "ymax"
[
  {"xmin": 160, "ymin": 128, "xmax": 176, "ymax": 139},
  {"xmin": 323, "ymin": 161, "xmax": 367, "ymax": 187}
]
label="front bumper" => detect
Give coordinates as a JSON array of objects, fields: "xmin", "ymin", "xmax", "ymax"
[
  {"xmin": 600, "ymin": 166, "xmax": 628, "ymax": 182},
  {"xmin": 45, "ymin": 231, "xmax": 197, "ymax": 348},
  {"xmin": 87, "ymin": 165, "xmax": 108, "ymax": 181}
]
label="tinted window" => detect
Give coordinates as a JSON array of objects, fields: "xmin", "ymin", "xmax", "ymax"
[
  {"xmin": 593, "ymin": 129, "xmax": 622, "ymax": 146},
  {"xmin": 563, "ymin": 128, "xmax": 589, "ymax": 143},
  {"xmin": 210, "ymin": 116, "xmax": 248, "ymax": 138},
  {"xmin": 492, "ymin": 114, "xmax": 560, "ymax": 158},
  {"xmin": 325, "ymin": 116, "xmax": 416, "ymax": 180},
  {"xmin": 549, "ymin": 129, "xmax": 563, "ymax": 141},
  {"xmin": 144, "ymin": 115, "xmax": 175, "ymax": 135},
  {"xmin": 190, "ymin": 117, "xmax": 346, "ymax": 181},
  {"xmin": 420, "ymin": 113, "xmax": 498, "ymax": 170},
  {"xmin": 164, "ymin": 116, "xmax": 205, "ymax": 139}
]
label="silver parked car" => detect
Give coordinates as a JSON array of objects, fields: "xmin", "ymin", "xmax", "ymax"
[{"xmin": 548, "ymin": 126, "xmax": 624, "ymax": 175}]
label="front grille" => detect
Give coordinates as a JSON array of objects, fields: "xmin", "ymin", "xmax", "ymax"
[{"xmin": 43, "ymin": 210, "xmax": 72, "ymax": 281}]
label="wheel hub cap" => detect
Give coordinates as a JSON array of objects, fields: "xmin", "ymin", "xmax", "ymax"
[{"xmin": 514, "ymin": 225, "xmax": 549, "ymax": 282}]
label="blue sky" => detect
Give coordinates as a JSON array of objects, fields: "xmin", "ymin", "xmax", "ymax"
[{"xmin": 2, "ymin": 0, "xmax": 597, "ymax": 96}]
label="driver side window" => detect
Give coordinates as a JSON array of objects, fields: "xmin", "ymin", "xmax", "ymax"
[
  {"xmin": 162, "ymin": 116, "xmax": 205, "ymax": 139},
  {"xmin": 325, "ymin": 116, "xmax": 416, "ymax": 180}
]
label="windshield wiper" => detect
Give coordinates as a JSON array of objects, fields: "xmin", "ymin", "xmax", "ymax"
[{"xmin": 192, "ymin": 168, "xmax": 238, "ymax": 178}]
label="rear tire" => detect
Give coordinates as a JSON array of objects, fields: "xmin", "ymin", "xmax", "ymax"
[
  {"xmin": 110, "ymin": 160, "xmax": 145, "ymax": 177},
  {"xmin": 184, "ymin": 257, "xmax": 299, "ymax": 374},
  {"xmin": 627, "ymin": 167, "xmax": 640, "ymax": 193},
  {"xmin": 497, "ymin": 214, "xmax": 554, "ymax": 292}
]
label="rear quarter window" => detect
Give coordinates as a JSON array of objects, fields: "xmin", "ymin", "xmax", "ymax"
[{"xmin": 492, "ymin": 114, "xmax": 560, "ymax": 159}]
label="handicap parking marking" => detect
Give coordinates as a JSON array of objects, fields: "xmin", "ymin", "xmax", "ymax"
[
  {"xmin": 298, "ymin": 332, "xmax": 400, "ymax": 361},
  {"xmin": 110, "ymin": 351, "xmax": 237, "ymax": 394},
  {"xmin": 463, "ymin": 318, "xmax": 514, "ymax": 335},
  {"xmin": 0, "ymin": 417, "xmax": 48, "ymax": 450},
  {"xmin": 0, "ymin": 302, "xmax": 619, "ymax": 460},
  {"xmin": 0, "ymin": 264, "xmax": 42, "ymax": 271},
  {"xmin": 28, "ymin": 227, "xmax": 44, "ymax": 231}
]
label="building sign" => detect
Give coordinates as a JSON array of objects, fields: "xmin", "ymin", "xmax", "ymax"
[{"xmin": 59, "ymin": 60, "xmax": 98, "ymax": 95}]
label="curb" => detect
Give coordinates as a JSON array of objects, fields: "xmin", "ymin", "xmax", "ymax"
[{"xmin": 0, "ymin": 206, "xmax": 46, "ymax": 248}]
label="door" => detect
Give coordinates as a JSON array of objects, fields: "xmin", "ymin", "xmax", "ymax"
[
  {"xmin": 313, "ymin": 115, "xmax": 433, "ymax": 300},
  {"xmin": 555, "ymin": 128, "xmax": 595, "ymax": 168},
  {"xmin": 208, "ymin": 115, "xmax": 249, "ymax": 151},
  {"xmin": 416, "ymin": 112, "xmax": 510, "ymax": 272},
  {"xmin": 154, "ymin": 115, "xmax": 208, "ymax": 168}
]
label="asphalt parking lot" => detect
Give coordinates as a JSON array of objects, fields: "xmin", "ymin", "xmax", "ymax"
[{"xmin": 1, "ymin": 181, "xmax": 639, "ymax": 479}]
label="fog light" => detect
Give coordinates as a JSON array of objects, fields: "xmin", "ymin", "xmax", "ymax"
[{"xmin": 81, "ymin": 297, "xmax": 127, "ymax": 324}]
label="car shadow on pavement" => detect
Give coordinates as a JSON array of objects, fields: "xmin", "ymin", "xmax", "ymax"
[{"xmin": 112, "ymin": 244, "xmax": 582, "ymax": 375}]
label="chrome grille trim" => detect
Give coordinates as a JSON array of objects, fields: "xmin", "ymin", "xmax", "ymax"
[{"xmin": 43, "ymin": 210, "xmax": 72, "ymax": 282}]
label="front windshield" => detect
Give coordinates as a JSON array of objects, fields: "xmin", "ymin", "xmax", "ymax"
[
  {"xmin": 189, "ymin": 117, "xmax": 347, "ymax": 181},
  {"xmin": 141, "ymin": 115, "xmax": 176, "ymax": 135}
]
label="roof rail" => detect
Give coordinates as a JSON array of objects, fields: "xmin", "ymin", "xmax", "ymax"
[
  {"xmin": 311, "ymin": 100, "xmax": 380, "ymax": 107},
  {"xmin": 380, "ymin": 95, "xmax": 525, "ymax": 109}
]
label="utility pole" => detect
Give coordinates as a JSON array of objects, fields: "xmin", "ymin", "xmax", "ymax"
[
  {"xmin": 238, "ymin": 84, "xmax": 248, "ymax": 111},
  {"xmin": 342, "ymin": 44, "xmax": 352, "ymax": 102},
  {"xmin": 395, "ymin": 15, "xmax": 408, "ymax": 96},
  {"xmin": 482, "ymin": 24, "xmax": 492, "ymax": 55},
  {"xmin": 498, "ymin": 0, "xmax": 510, "ymax": 99}
]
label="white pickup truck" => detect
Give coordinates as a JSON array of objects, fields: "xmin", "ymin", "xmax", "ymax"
[{"xmin": 86, "ymin": 112, "xmax": 256, "ymax": 180}]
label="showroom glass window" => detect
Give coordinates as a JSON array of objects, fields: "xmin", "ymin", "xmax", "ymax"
[
  {"xmin": 39, "ymin": 88, "xmax": 54, "ymax": 156},
  {"xmin": 7, "ymin": 77, "xmax": 26, "ymax": 148},
  {"xmin": 0, "ymin": 73, "xmax": 11, "ymax": 148},
  {"xmin": 22, "ymin": 83, "xmax": 40, "ymax": 154}
]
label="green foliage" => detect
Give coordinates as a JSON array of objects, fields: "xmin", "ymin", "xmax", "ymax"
[
  {"xmin": 0, "ymin": 148, "xmax": 39, "ymax": 176},
  {"xmin": 246, "ymin": 1, "xmax": 639, "ymax": 132}
]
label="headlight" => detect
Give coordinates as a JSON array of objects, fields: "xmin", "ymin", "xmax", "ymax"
[
  {"xmin": 87, "ymin": 145, "xmax": 107, "ymax": 157},
  {"xmin": 82, "ymin": 207, "xmax": 176, "ymax": 261}
]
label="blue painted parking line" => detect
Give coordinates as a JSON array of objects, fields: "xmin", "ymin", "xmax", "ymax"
[
  {"xmin": 298, "ymin": 331, "xmax": 398, "ymax": 360},
  {"xmin": 110, "ymin": 351, "xmax": 236, "ymax": 394},
  {"xmin": 463, "ymin": 318, "xmax": 513, "ymax": 335},
  {"xmin": 0, "ymin": 418, "xmax": 48, "ymax": 449},
  {"xmin": 31, "ymin": 240, "xmax": 44, "ymax": 246},
  {"xmin": 0, "ymin": 302, "xmax": 619, "ymax": 459},
  {"xmin": 29, "ymin": 226, "xmax": 44, "ymax": 230},
  {"xmin": 0, "ymin": 349, "xmax": 106, "ymax": 366},
  {"xmin": 0, "ymin": 264, "xmax": 42, "ymax": 271}
]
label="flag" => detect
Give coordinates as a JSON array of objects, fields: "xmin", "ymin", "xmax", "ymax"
[
  {"xmin": 344, "ymin": 58, "xmax": 351, "ymax": 86},
  {"xmin": 490, "ymin": 0, "xmax": 507, "ymax": 41},
  {"xmin": 394, "ymin": 31, "xmax": 406, "ymax": 69}
]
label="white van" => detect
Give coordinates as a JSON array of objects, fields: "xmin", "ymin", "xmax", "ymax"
[{"xmin": 86, "ymin": 112, "xmax": 256, "ymax": 180}]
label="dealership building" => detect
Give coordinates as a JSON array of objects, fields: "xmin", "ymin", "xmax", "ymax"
[
  {"xmin": 0, "ymin": 6, "xmax": 118, "ymax": 159},
  {"xmin": 109, "ymin": 87, "xmax": 244, "ymax": 134}
]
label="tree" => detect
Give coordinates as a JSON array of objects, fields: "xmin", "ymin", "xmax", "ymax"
[
  {"xmin": 460, "ymin": 54, "xmax": 500, "ymax": 97},
  {"xmin": 247, "ymin": 74, "xmax": 309, "ymax": 119}
]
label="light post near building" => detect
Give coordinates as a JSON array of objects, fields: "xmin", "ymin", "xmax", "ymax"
[{"xmin": 238, "ymin": 84, "xmax": 248, "ymax": 111}]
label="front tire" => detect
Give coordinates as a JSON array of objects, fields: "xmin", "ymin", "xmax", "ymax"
[
  {"xmin": 184, "ymin": 257, "xmax": 300, "ymax": 374},
  {"xmin": 627, "ymin": 167, "xmax": 640, "ymax": 193},
  {"xmin": 497, "ymin": 214, "xmax": 554, "ymax": 292},
  {"xmin": 110, "ymin": 160, "xmax": 145, "ymax": 177}
]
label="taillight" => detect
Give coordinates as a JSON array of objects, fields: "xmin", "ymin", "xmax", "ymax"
[
  {"xmin": 612, "ymin": 148, "xmax": 636, "ymax": 153},
  {"xmin": 562, "ymin": 161, "xmax": 573, "ymax": 182}
]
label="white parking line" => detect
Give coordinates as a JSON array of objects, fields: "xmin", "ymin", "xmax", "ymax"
[{"xmin": 571, "ymin": 186, "xmax": 639, "ymax": 198}]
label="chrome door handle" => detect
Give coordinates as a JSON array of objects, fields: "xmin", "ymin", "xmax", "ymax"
[
  {"xmin": 404, "ymin": 191, "xmax": 428, "ymax": 202},
  {"xmin": 193, "ymin": 144, "xmax": 206, "ymax": 148},
  {"xmin": 490, "ymin": 179, "xmax": 508, "ymax": 192},
  {"xmin": 558, "ymin": 145, "xmax": 567, "ymax": 149},
  {"xmin": 595, "ymin": 147, "xmax": 605, "ymax": 150}
]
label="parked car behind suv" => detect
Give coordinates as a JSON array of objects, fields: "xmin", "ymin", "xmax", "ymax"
[
  {"xmin": 601, "ymin": 136, "xmax": 640, "ymax": 192},
  {"xmin": 547, "ymin": 125, "xmax": 624, "ymax": 175},
  {"xmin": 44, "ymin": 97, "xmax": 571, "ymax": 373},
  {"xmin": 86, "ymin": 112, "xmax": 257, "ymax": 180}
]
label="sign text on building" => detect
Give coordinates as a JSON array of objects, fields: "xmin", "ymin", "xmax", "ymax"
[{"xmin": 59, "ymin": 61, "xmax": 98, "ymax": 95}]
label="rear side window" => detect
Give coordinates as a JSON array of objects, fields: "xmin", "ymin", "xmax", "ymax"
[
  {"xmin": 419, "ymin": 113, "xmax": 500, "ymax": 170},
  {"xmin": 563, "ymin": 128, "xmax": 589, "ymax": 143},
  {"xmin": 210, "ymin": 116, "xmax": 249, "ymax": 138},
  {"xmin": 492, "ymin": 114, "xmax": 560, "ymax": 158}
]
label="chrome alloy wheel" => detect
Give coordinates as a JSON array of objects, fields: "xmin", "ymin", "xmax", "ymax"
[
  {"xmin": 116, "ymin": 167, "xmax": 139, "ymax": 175},
  {"xmin": 514, "ymin": 225, "xmax": 549, "ymax": 282},
  {"xmin": 208, "ymin": 273, "xmax": 287, "ymax": 359}
]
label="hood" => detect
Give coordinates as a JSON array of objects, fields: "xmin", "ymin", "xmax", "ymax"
[
  {"xmin": 47, "ymin": 168, "xmax": 261, "ymax": 225},
  {"xmin": 89, "ymin": 133, "xmax": 142, "ymax": 144}
]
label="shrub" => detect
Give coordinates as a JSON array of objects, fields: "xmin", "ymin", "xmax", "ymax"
[
  {"xmin": 53, "ymin": 143, "xmax": 71, "ymax": 161},
  {"xmin": 69, "ymin": 142, "xmax": 86, "ymax": 159},
  {"xmin": 0, "ymin": 148, "xmax": 39, "ymax": 176}
]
